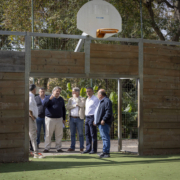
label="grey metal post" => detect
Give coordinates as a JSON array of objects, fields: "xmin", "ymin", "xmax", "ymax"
[
  {"xmin": 118, "ymin": 79, "xmax": 122, "ymax": 151},
  {"xmin": 138, "ymin": 38, "xmax": 144, "ymax": 155},
  {"xmin": 84, "ymin": 36, "xmax": 91, "ymax": 76},
  {"xmin": 24, "ymin": 32, "xmax": 31, "ymax": 161},
  {"xmin": 140, "ymin": 0, "xmax": 143, "ymax": 38}
]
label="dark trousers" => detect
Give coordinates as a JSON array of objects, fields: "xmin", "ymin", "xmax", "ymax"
[{"xmin": 85, "ymin": 115, "xmax": 97, "ymax": 152}]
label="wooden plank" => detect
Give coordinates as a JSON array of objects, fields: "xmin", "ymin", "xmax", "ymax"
[
  {"xmin": 0, "ymin": 72, "xmax": 25, "ymax": 80},
  {"xmin": 143, "ymin": 89, "xmax": 180, "ymax": 96},
  {"xmin": 144, "ymin": 60, "xmax": 180, "ymax": 71},
  {"xmin": 144, "ymin": 108, "xmax": 180, "ymax": 115},
  {"xmin": 0, "ymin": 147, "xmax": 24, "ymax": 153},
  {"xmin": 31, "ymin": 57, "xmax": 85, "ymax": 66},
  {"xmin": 0, "ymin": 154, "xmax": 26, "ymax": 163},
  {"xmin": 144, "ymin": 47, "xmax": 180, "ymax": 57},
  {"xmin": 0, "ymin": 110, "xmax": 25, "ymax": 118},
  {"xmin": 0, "ymin": 65, "xmax": 25, "ymax": 72},
  {"xmin": 144, "ymin": 134, "xmax": 180, "ymax": 142},
  {"xmin": 0, "ymin": 51, "xmax": 25, "ymax": 58},
  {"xmin": 31, "ymin": 50, "xmax": 85, "ymax": 59},
  {"xmin": 143, "ymin": 148, "xmax": 180, "ymax": 155},
  {"xmin": 90, "ymin": 64, "xmax": 138, "ymax": 75},
  {"xmin": 143, "ymin": 67, "xmax": 180, "ymax": 77},
  {"xmin": 143, "ymin": 141, "xmax": 180, "ymax": 148},
  {"xmin": 31, "ymin": 50, "xmax": 51, "ymax": 58},
  {"xmin": 144, "ymin": 75, "xmax": 179, "ymax": 83},
  {"xmin": 90, "ymin": 43, "xmax": 138, "ymax": 52},
  {"xmin": 0, "ymin": 124, "xmax": 25, "ymax": 133},
  {"xmin": 0, "ymin": 117, "xmax": 25, "ymax": 125},
  {"xmin": 144, "ymin": 122, "xmax": 180, "ymax": 129},
  {"xmin": 143, "ymin": 102, "xmax": 180, "ymax": 109},
  {"xmin": 144, "ymin": 54, "xmax": 180, "ymax": 63},
  {"xmin": 143, "ymin": 95, "xmax": 180, "ymax": 103},
  {"xmin": 143, "ymin": 81, "xmax": 179, "ymax": 90},
  {"xmin": 0, "ymin": 140, "xmax": 24, "ymax": 148},
  {"xmin": 0, "ymin": 58, "xmax": 25, "ymax": 66},
  {"xmin": 143, "ymin": 128, "xmax": 180, "ymax": 135},
  {"xmin": 90, "ymin": 51, "xmax": 138, "ymax": 59},
  {"xmin": 0, "ymin": 81, "xmax": 25, "ymax": 88},
  {"xmin": 143, "ymin": 116, "xmax": 180, "ymax": 122},
  {"xmin": 0, "ymin": 133, "xmax": 24, "ymax": 140},
  {"xmin": 0, "ymin": 87, "xmax": 25, "ymax": 95},
  {"xmin": 0, "ymin": 95, "xmax": 24, "ymax": 103},
  {"xmin": 50, "ymin": 51, "xmax": 85, "ymax": 59},
  {"xmin": 31, "ymin": 65, "xmax": 85, "ymax": 74},
  {"xmin": 0, "ymin": 102, "xmax": 25, "ymax": 110},
  {"xmin": 90, "ymin": 58, "xmax": 138, "ymax": 66}
]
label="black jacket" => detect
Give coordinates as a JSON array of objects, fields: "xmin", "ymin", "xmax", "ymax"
[
  {"xmin": 96, "ymin": 97, "xmax": 113, "ymax": 126},
  {"xmin": 35, "ymin": 95, "xmax": 46, "ymax": 118}
]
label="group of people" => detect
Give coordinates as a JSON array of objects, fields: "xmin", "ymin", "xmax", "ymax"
[{"xmin": 29, "ymin": 84, "xmax": 113, "ymax": 159}]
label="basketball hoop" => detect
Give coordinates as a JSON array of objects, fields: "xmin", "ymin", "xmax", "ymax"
[{"xmin": 96, "ymin": 29, "xmax": 119, "ymax": 38}]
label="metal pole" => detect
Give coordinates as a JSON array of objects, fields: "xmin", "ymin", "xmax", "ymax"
[
  {"xmin": 140, "ymin": 0, "xmax": 143, "ymax": 38},
  {"xmin": 31, "ymin": 0, "xmax": 34, "ymax": 49},
  {"xmin": 118, "ymin": 79, "xmax": 122, "ymax": 151}
]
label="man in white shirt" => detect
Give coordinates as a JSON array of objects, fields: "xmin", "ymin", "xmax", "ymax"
[
  {"xmin": 66, "ymin": 87, "xmax": 85, "ymax": 152},
  {"xmin": 29, "ymin": 84, "xmax": 43, "ymax": 158},
  {"xmin": 82, "ymin": 87, "xmax": 99, "ymax": 154}
]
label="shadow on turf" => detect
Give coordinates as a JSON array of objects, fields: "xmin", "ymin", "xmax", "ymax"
[{"xmin": 1, "ymin": 154, "xmax": 180, "ymax": 173}]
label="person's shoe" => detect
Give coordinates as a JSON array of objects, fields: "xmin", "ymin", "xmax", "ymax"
[
  {"xmin": 89, "ymin": 150, "xmax": 97, "ymax": 154},
  {"xmin": 57, "ymin": 149, "xmax": 64, "ymax": 152},
  {"xmin": 99, "ymin": 152, "xmax": 110, "ymax": 158},
  {"xmin": 82, "ymin": 150, "xmax": 90, "ymax": 154},
  {"xmin": 43, "ymin": 149, "xmax": 49, "ymax": 153},
  {"xmin": 67, "ymin": 148, "xmax": 75, "ymax": 152},
  {"xmin": 80, "ymin": 148, "xmax": 84, "ymax": 152},
  {"xmin": 34, "ymin": 153, "xmax": 44, "ymax": 159}
]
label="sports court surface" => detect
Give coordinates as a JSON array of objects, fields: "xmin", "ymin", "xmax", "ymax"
[{"xmin": 1, "ymin": 153, "xmax": 180, "ymax": 180}]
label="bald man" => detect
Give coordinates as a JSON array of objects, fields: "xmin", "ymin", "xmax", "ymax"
[{"xmin": 94, "ymin": 89, "xmax": 113, "ymax": 158}]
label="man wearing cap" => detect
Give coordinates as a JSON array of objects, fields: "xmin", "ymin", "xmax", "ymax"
[
  {"xmin": 29, "ymin": 84, "xmax": 43, "ymax": 158},
  {"xmin": 43, "ymin": 86, "xmax": 66, "ymax": 153},
  {"xmin": 66, "ymin": 87, "xmax": 85, "ymax": 152}
]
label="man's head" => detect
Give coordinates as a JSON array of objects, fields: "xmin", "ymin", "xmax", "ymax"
[
  {"xmin": 39, "ymin": 87, "xmax": 45, "ymax": 97},
  {"xmin": 29, "ymin": 84, "xmax": 36, "ymax": 95},
  {"xmin": 72, "ymin": 87, "xmax": 80, "ymax": 98},
  {"xmin": 52, "ymin": 86, "xmax": 61, "ymax": 98},
  {"xmin": 98, "ymin": 89, "xmax": 106, "ymax": 100},
  {"xmin": 86, "ymin": 87, "xmax": 94, "ymax": 98}
]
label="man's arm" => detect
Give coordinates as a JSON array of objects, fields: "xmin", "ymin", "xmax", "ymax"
[
  {"xmin": 102, "ymin": 100, "xmax": 112, "ymax": 122},
  {"xmin": 29, "ymin": 110, "xmax": 36, "ymax": 121},
  {"xmin": 76, "ymin": 97, "xmax": 85, "ymax": 108},
  {"xmin": 43, "ymin": 96, "xmax": 51, "ymax": 107},
  {"xmin": 62, "ymin": 99, "xmax": 66, "ymax": 123},
  {"xmin": 66, "ymin": 98, "xmax": 76, "ymax": 110}
]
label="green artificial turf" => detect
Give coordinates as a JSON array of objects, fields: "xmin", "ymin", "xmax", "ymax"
[{"xmin": 0, "ymin": 153, "xmax": 180, "ymax": 180}]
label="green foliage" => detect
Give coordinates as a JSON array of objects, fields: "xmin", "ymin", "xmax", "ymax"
[{"xmin": 80, "ymin": 87, "xmax": 86, "ymax": 98}]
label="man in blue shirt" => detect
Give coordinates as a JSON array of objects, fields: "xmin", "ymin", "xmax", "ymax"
[
  {"xmin": 43, "ymin": 86, "xmax": 66, "ymax": 153},
  {"xmin": 94, "ymin": 89, "xmax": 113, "ymax": 158}
]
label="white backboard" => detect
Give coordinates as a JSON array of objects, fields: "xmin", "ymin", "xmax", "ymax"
[{"xmin": 77, "ymin": 0, "xmax": 122, "ymax": 39}]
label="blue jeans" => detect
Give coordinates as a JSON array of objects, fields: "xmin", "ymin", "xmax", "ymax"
[
  {"xmin": 36, "ymin": 117, "xmax": 45, "ymax": 145},
  {"xmin": 69, "ymin": 117, "xmax": 84, "ymax": 150},
  {"xmin": 98, "ymin": 123, "xmax": 111, "ymax": 153}
]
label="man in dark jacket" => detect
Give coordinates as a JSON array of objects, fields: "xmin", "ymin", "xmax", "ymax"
[
  {"xmin": 43, "ymin": 86, "xmax": 66, "ymax": 153},
  {"xmin": 94, "ymin": 89, "xmax": 112, "ymax": 158},
  {"xmin": 35, "ymin": 87, "xmax": 46, "ymax": 148}
]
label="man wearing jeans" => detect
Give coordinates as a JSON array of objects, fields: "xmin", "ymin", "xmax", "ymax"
[
  {"xmin": 94, "ymin": 89, "xmax": 113, "ymax": 158},
  {"xmin": 35, "ymin": 88, "xmax": 46, "ymax": 149},
  {"xmin": 43, "ymin": 86, "xmax": 66, "ymax": 153},
  {"xmin": 66, "ymin": 87, "xmax": 85, "ymax": 152}
]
